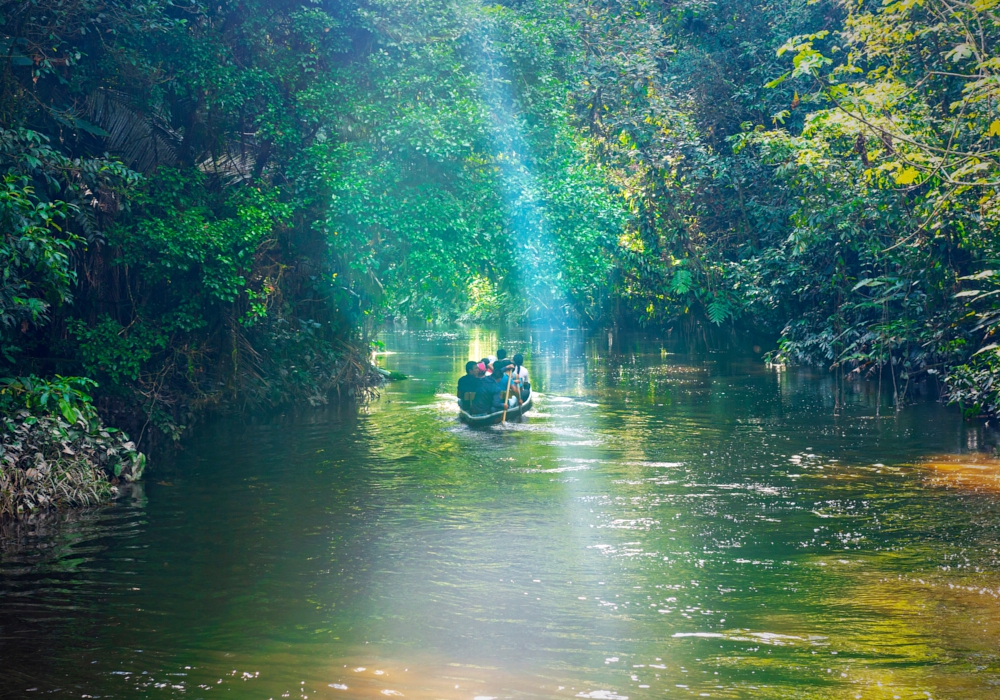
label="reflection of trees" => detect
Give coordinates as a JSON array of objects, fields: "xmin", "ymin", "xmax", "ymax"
[
  {"xmin": 0, "ymin": 485, "xmax": 146, "ymax": 695},
  {"xmin": 0, "ymin": 485, "xmax": 142, "ymax": 563}
]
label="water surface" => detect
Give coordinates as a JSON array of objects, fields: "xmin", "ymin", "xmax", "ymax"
[{"xmin": 3, "ymin": 328, "xmax": 1000, "ymax": 699}]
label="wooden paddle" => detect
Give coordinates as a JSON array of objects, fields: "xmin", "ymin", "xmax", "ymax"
[
  {"xmin": 513, "ymin": 363, "xmax": 524, "ymax": 409},
  {"xmin": 501, "ymin": 366, "xmax": 513, "ymax": 423}
]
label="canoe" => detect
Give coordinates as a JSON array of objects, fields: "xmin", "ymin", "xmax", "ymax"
[{"xmin": 458, "ymin": 394, "xmax": 533, "ymax": 426}]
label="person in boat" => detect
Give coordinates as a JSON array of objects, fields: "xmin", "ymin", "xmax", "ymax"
[
  {"xmin": 457, "ymin": 361, "xmax": 481, "ymax": 411},
  {"xmin": 492, "ymin": 360, "xmax": 522, "ymax": 410},
  {"xmin": 480, "ymin": 357, "xmax": 493, "ymax": 376},
  {"xmin": 471, "ymin": 367, "xmax": 504, "ymax": 414},
  {"xmin": 496, "ymin": 348, "xmax": 508, "ymax": 362},
  {"xmin": 512, "ymin": 353, "xmax": 530, "ymax": 400},
  {"xmin": 468, "ymin": 360, "xmax": 516, "ymax": 414}
]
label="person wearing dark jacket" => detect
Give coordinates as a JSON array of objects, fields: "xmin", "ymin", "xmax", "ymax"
[
  {"xmin": 457, "ymin": 361, "xmax": 480, "ymax": 411},
  {"xmin": 471, "ymin": 374, "xmax": 499, "ymax": 414},
  {"xmin": 471, "ymin": 363, "xmax": 514, "ymax": 414}
]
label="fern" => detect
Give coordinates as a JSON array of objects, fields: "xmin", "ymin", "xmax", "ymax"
[
  {"xmin": 671, "ymin": 269, "xmax": 693, "ymax": 295},
  {"xmin": 707, "ymin": 299, "xmax": 731, "ymax": 325}
]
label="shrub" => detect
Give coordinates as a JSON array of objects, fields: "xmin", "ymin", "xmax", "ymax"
[{"xmin": 0, "ymin": 376, "xmax": 145, "ymax": 518}]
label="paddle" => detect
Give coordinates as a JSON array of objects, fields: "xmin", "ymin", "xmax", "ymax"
[
  {"xmin": 513, "ymin": 362, "xmax": 524, "ymax": 409},
  {"xmin": 501, "ymin": 366, "xmax": 513, "ymax": 423}
]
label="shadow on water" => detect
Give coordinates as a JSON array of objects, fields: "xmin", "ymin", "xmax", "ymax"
[{"xmin": 3, "ymin": 327, "xmax": 1000, "ymax": 698}]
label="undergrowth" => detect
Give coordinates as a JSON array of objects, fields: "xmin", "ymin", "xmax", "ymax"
[{"xmin": 0, "ymin": 376, "xmax": 145, "ymax": 518}]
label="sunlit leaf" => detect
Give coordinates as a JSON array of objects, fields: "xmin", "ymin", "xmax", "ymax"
[
  {"xmin": 764, "ymin": 73, "xmax": 789, "ymax": 88},
  {"xmin": 945, "ymin": 43, "xmax": 974, "ymax": 62}
]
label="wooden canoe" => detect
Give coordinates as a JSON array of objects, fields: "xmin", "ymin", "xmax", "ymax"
[{"xmin": 458, "ymin": 394, "xmax": 533, "ymax": 426}]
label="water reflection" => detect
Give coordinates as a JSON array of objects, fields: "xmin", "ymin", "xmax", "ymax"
[{"xmin": 2, "ymin": 328, "xmax": 1000, "ymax": 698}]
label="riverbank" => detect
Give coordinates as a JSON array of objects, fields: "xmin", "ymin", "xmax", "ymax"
[
  {"xmin": 0, "ymin": 409, "xmax": 145, "ymax": 518},
  {"xmin": 0, "ymin": 376, "xmax": 146, "ymax": 518},
  {"xmin": 0, "ymin": 346, "xmax": 387, "ymax": 519}
]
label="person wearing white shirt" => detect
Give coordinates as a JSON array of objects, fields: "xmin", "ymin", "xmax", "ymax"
[{"xmin": 512, "ymin": 353, "xmax": 530, "ymax": 399}]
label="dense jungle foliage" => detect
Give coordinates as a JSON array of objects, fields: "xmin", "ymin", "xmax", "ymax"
[{"xmin": 0, "ymin": 0, "xmax": 999, "ymax": 493}]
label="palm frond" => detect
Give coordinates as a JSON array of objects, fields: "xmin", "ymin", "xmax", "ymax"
[
  {"xmin": 198, "ymin": 147, "xmax": 257, "ymax": 187},
  {"xmin": 85, "ymin": 89, "xmax": 179, "ymax": 174}
]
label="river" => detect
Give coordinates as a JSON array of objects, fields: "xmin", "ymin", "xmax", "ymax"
[{"xmin": 3, "ymin": 327, "xmax": 1000, "ymax": 699}]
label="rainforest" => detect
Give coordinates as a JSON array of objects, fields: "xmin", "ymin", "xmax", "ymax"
[
  {"xmin": 0, "ymin": 0, "xmax": 998, "ymax": 503},
  {"xmin": 6, "ymin": 1, "xmax": 1000, "ymax": 697}
]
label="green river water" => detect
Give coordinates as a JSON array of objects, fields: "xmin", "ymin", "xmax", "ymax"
[{"xmin": 4, "ymin": 328, "xmax": 1000, "ymax": 699}]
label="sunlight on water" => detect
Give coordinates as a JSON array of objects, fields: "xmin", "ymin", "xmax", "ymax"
[
  {"xmin": 920, "ymin": 453, "xmax": 1000, "ymax": 493},
  {"xmin": 4, "ymin": 328, "xmax": 1000, "ymax": 698}
]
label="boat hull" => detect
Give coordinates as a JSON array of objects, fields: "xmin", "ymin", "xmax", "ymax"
[{"xmin": 458, "ymin": 395, "xmax": 533, "ymax": 426}]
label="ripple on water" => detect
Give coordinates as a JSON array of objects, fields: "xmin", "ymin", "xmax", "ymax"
[
  {"xmin": 5, "ymin": 328, "xmax": 1000, "ymax": 700},
  {"xmin": 623, "ymin": 461, "xmax": 684, "ymax": 468}
]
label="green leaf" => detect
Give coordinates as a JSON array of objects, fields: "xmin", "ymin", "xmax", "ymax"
[
  {"xmin": 945, "ymin": 43, "xmax": 974, "ymax": 62},
  {"xmin": 671, "ymin": 269, "xmax": 693, "ymax": 294},
  {"xmin": 791, "ymin": 48, "xmax": 832, "ymax": 78},
  {"xmin": 58, "ymin": 398, "xmax": 76, "ymax": 424},
  {"xmin": 707, "ymin": 300, "xmax": 731, "ymax": 324},
  {"xmin": 764, "ymin": 73, "xmax": 790, "ymax": 89}
]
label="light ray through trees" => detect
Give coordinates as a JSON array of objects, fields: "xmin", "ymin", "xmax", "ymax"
[{"xmin": 473, "ymin": 9, "xmax": 572, "ymax": 327}]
